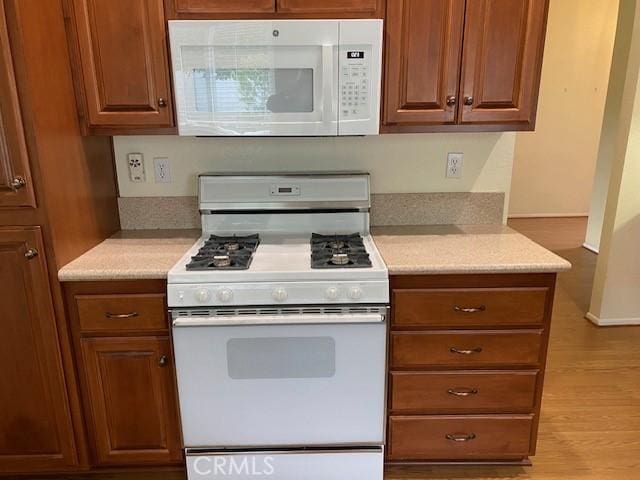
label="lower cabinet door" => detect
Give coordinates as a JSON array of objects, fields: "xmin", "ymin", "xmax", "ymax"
[
  {"xmin": 0, "ymin": 227, "xmax": 78, "ymax": 472},
  {"xmin": 80, "ymin": 336, "xmax": 182, "ymax": 466}
]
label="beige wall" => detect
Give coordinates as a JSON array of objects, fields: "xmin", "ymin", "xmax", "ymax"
[
  {"xmin": 509, "ymin": 0, "xmax": 619, "ymax": 217},
  {"xmin": 588, "ymin": 0, "xmax": 640, "ymax": 325},
  {"xmin": 113, "ymin": 133, "xmax": 516, "ymax": 221}
]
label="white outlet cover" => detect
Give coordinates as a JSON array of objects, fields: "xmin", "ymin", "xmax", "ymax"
[
  {"xmin": 446, "ymin": 152, "xmax": 464, "ymax": 178},
  {"xmin": 153, "ymin": 157, "xmax": 171, "ymax": 183},
  {"xmin": 127, "ymin": 153, "xmax": 145, "ymax": 182}
]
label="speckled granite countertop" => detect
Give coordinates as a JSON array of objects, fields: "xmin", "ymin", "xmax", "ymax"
[
  {"xmin": 371, "ymin": 224, "xmax": 571, "ymax": 275},
  {"xmin": 58, "ymin": 225, "xmax": 570, "ymax": 281},
  {"xmin": 58, "ymin": 230, "xmax": 200, "ymax": 281}
]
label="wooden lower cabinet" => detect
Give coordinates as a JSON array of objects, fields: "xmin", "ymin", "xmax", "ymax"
[
  {"xmin": 0, "ymin": 227, "xmax": 78, "ymax": 472},
  {"xmin": 81, "ymin": 336, "xmax": 182, "ymax": 465},
  {"xmin": 64, "ymin": 280, "xmax": 182, "ymax": 468},
  {"xmin": 387, "ymin": 273, "xmax": 556, "ymax": 464}
]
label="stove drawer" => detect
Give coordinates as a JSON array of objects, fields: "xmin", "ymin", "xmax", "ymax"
[
  {"xmin": 391, "ymin": 330, "xmax": 543, "ymax": 368},
  {"xmin": 390, "ymin": 370, "xmax": 538, "ymax": 414},
  {"xmin": 76, "ymin": 294, "xmax": 168, "ymax": 333},
  {"xmin": 392, "ymin": 288, "xmax": 548, "ymax": 328},
  {"xmin": 388, "ymin": 415, "xmax": 533, "ymax": 460}
]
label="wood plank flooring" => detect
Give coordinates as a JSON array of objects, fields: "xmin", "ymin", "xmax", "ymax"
[{"xmin": 5, "ymin": 218, "xmax": 640, "ymax": 480}]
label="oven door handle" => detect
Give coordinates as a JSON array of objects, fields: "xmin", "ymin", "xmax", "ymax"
[{"xmin": 172, "ymin": 313, "xmax": 385, "ymax": 327}]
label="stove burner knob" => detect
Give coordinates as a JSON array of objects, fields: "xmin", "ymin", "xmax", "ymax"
[
  {"xmin": 272, "ymin": 288, "xmax": 288, "ymax": 303},
  {"xmin": 194, "ymin": 288, "xmax": 212, "ymax": 303},
  {"xmin": 348, "ymin": 287, "xmax": 363, "ymax": 300},
  {"xmin": 217, "ymin": 288, "xmax": 233, "ymax": 303},
  {"xmin": 325, "ymin": 286, "xmax": 340, "ymax": 300}
]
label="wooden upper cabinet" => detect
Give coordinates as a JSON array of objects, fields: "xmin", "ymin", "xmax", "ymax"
[
  {"xmin": 384, "ymin": 0, "xmax": 465, "ymax": 125},
  {"xmin": 277, "ymin": 0, "xmax": 381, "ymax": 15},
  {"xmin": 81, "ymin": 336, "xmax": 182, "ymax": 466},
  {"xmin": 173, "ymin": 0, "xmax": 276, "ymax": 14},
  {"xmin": 459, "ymin": 0, "xmax": 549, "ymax": 127},
  {"xmin": 69, "ymin": 0, "xmax": 174, "ymax": 130},
  {"xmin": 0, "ymin": 227, "xmax": 78, "ymax": 472},
  {"xmin": 0, "ymin": 1, "xmax": 35, "ymax": 208}
]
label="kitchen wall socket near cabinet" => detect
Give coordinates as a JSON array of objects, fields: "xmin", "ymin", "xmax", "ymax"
[
  {"xmin": 127, "ymin": 153, "xmax": 145, "ymax": 182},
  {"xmin": 446, "ymin": 152, "xmax": 464, "ymax": 178},
  {"xmin": 153, "ymin": 157, "xmax": 171, "ymax": 183}
]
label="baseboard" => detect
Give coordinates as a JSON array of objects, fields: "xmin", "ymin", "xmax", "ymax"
[
  {"xmin": 582, "ymin": 242, "xmax": 599, "ymax": 254},
  {"xmin": 508, "ymin": 213, "xmax": 588, "ymax": 219},
  {"xmin": 586, "ymin": 312, "xmax": 640, "ymax": 326}
]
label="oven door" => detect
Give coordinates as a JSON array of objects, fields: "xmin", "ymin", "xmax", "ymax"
[
  {"xmin": 171, "ymin": 310, "xmax": 387, "ymax": 447},
  {"xmin": 169, "ymin": 21, "xmax": 339, "ymax": 136}
]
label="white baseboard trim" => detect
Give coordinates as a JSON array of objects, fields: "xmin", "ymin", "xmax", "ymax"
[
  {"xmin": 508, "ymin": 213, "xmax": 589, "ymax": 219},
  {"xmin": 582, "ymin": 242, "xmax": 599, "ymax": 254},
  {"xmin": 585, "ymin": 312, "xmax": 640, "ymax": 326}
]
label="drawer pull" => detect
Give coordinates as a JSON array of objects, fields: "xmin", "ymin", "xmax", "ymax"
[
  {"xmin": 447, "ymin": 387, "xmax": 479, "ymax": 397},
  {"xmin": 450, "ymin": 346, "xmax": 483, "ymax": 355},
  {"xmin": 159, "ymin": 355, "xmax": 169, "ymax": 367},
  {"xmin": 453, "ymin": 305, "xmax": 486, "ymax": 313},
  {"xmin": 105, "ymin": 312, "xmax": 139, "ymax": 319},
  {"xmin": 446, "ymin": 433, "xmax": 477, "ymax": 442}
]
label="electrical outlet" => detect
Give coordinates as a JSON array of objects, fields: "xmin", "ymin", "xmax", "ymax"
[
  {"xmin": 153, "ymin": 157, "xmax": 171, "ymax": 183},
  {"xmin": 127, "ymin": 153, "xmax": 145, "ymax": 182},
  {"xmin": 446, "ymin": 152, "xmax": 464, "ymax": 178}
]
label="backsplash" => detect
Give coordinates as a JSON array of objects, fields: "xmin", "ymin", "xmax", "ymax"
[{"xmin": 118, "ymin": 193, "xmax": 504, "ymax": 230}]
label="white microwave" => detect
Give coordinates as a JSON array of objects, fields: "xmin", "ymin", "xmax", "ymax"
[{"xmin": 168, "ymin": 20, "xmax": 383, "ymax": 136}]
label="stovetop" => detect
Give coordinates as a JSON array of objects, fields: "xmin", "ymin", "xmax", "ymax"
[{"xmin": 310, "ymin": 233, "xmax": 372, "ymax": 269}]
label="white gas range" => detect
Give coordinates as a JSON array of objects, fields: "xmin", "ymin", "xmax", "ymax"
[{"xmin": 168, "ymin": 173, "xmax": 388, "ymax": 480}]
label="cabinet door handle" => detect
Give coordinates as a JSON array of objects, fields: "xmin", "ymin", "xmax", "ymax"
[
  {"xmin": 158, "ymin": 97, "xmax": 168, "ymax": 108},
  {"xmin": 464, "ymin": 96, "xmax": 474, "ymax": 106},
  {"xmin": 24, "ymin": 248, "xmax": 39, "ymax": 260},
  {"xmin": 453, "ymin": 305, "xmax": 486, "ymax": 313},
  {"xmin": 450, "ymin": 346, "xmax": 483, "ymax": 355},
  {"xmin": 446, "ymin": 433, "xmax": 476, "ymax": 442},
  {"xmin": 11, "ymin": 176, "xmax": 26, "ymax": 190},
  {"xmin": 446, "ymin": 95, "xmax": 456, "ymax": 107},
  {"xmin": 105, "ymin": 312, "xmax": 139, "ymax": 319},
  {"xmin": 159, "ymin": 355, "xmax": 169, "ymax": 367},
  {"xmin": 447, "ymin": 387, "xmax": 479, "ymax": 397}
]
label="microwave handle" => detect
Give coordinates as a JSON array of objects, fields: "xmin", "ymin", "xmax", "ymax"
[{"xmin": 322, "ymin": 45, "xmax": 336, "ymax": 125}]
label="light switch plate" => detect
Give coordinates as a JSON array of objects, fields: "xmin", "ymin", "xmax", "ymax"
[{"xmin": 127, "ymin": 153, "xmax": 145, "ymax": 182}]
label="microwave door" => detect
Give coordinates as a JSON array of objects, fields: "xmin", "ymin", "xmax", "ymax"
[{"xmin": 169, "ymin": 21, "xmax": 339, "ymax": 136}]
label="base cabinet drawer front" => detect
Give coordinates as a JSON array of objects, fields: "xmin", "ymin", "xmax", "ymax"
[
  {"xmin": 76, "ymin": 294, "xmax": 168, "ymax": 333},
  {"xmin": 277, "ymin": 0, "xmax": 380, "ymax": 14},
  {"xmin": 80, "ymin": 336, "xmax": 182, "ymax": 466},
  {"xmin": 391, "ymin": 330, "xmax": 543, "ymax": 368},
  {"xmin": 390, "ymin": 371, "xmax": 538, "ymax": 414},
  {"xmin": 392, "ymin": 288, "xmax": 548, "ymax": 328},
  {"xmin": 388, "ymin": 415, "xmax": 533, "ymax": 460}
]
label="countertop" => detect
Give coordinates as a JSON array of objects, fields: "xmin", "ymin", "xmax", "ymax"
[
  {"xmin": 371, "ymin": 224, "xmax": 571, "ymax": 274},
  {"xmin": 58, "ymin": 225, "xmax": 571, "ymax": 281}
]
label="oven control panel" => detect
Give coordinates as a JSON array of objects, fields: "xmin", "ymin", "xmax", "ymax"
[
  {"xmin": 168, "ymin": 281, "xmax": 389, "ymax": 307},
  {"xmin": 340, "ymin": 48, "xmax": 370, "ymax": 120}
]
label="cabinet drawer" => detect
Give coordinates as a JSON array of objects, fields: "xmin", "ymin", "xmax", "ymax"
[
  {"xmin": 392, "ymin": 288, "xmax": 548, "ymax": 328},
  {"xmin": 76, "ymin": 294, "xmax": 167, "ymax": 333},
  {"xmin": 391, "ymin": 330, "xmax": 543, "ymax": 368},
  {"xmin": 390, "ymin": 371, "xmax": 538, "ymax": 413},
  {"xmin": 388, "ymin": 415, "xmax": 533, "ymax": 460}
]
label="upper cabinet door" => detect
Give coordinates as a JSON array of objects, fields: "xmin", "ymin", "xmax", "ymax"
[
  {"xmin": 459, "ymin": 0, "xmax": 549, "ymax": 127},
  {"xmin": 173, "ymin": 0, "xmax": 276, "ymax": 14},
  {"xmin": 71, "ymin": 0, "xmax": 174, "ymax": 128},
  {"xmin": 0, "ymin": 227, "xmax": 78, "ymax": 472},
  {"xmin": 277, "ymin": 0, "xmax": 381, "ymax": 15},
  {"xmin": 0, "ymin": 1, "xmax": 35, "ymax": 208},
  {"xmin": 384, "ymin": 0, "xmax": 465, "ymax": 126}
]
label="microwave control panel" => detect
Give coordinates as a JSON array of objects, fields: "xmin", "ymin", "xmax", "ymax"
[{"xmin": 340, "ymin": 48, "xmax": 371, "ymax": 120}]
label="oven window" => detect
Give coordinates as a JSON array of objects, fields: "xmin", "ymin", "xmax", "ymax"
[
  {"xmin": 193, "ymin": 68, "xmax": 314, "ymax": 114},
  {"xmin": 227, "ymin": 337, "xmax": 335, "ymax": 379}
]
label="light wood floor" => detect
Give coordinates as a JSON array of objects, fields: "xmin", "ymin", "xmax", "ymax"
[{"xmin": 9, "ymin": 218, "xmax": 640, "ymax": 480}]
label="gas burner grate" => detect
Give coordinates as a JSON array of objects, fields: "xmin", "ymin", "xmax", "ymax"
[
  {"xmin": 186, "ymin": 234, "xmax": 260, "ymax": 270},
  {"xmin": 310, "ymin": 233, "xmax": 372, "ymax": 269}
]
